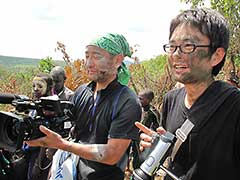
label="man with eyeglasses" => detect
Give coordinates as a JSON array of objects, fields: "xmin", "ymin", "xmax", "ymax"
[{"xmin": 136, "ymin": 8, "xmax": 240, "ymax": 180}]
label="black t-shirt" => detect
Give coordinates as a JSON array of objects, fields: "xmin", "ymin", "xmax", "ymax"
[
  {"xmin": 141, "ymin": 105, "xmax": 160, "ymax": 131},
  {"xmin": 71, "ymin": 79, "xmax": 142, "ymax": 180},
  {"xmin": 162, "ymin": 81, "xmax": 240, "ymax": 180}
]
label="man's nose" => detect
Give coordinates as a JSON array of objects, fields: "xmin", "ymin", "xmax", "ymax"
[
  {"xmin": 85, "ymin": 57, "xmax": 94, "ymax": 67},
  {"xmin": 172, "ymin": 46, "xmax": 182, "ymax": 56}
]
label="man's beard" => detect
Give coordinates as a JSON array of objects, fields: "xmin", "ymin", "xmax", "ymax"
[{"xmin": 90, "ymin": 70, "xmax": 115, "ymax": 82}]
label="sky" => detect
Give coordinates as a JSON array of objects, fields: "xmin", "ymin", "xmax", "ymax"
[{"xmin": 0, "ymin": 0, "xmax": 192, "ymax": 61}]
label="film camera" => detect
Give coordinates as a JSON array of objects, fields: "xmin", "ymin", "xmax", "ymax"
[{"xmin": 0, "ymin": 94, "xmax": 73, "ymax": 152}]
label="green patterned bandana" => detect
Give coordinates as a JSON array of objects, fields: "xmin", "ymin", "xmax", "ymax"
[{"xmin": 88, "ymin": 33, "xmax": 132, "ymax": 85}]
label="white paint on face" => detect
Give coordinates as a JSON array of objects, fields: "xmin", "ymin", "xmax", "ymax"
[
  {"xmin": 85, "ymin": 45, "xmax": 118, "ymax": 82},
  {"xmin": 32, "ymin": 79, "xmax": 48, "ymax": 99}
]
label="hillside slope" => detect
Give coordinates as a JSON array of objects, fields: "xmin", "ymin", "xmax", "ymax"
[{"xmin": 0, "ymin": 55, "xmax": 65, "ymax": 69}]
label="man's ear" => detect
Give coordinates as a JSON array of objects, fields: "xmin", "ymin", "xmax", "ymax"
[
  {"xmin": 211, "ymin": 47, "xmax": 226, "ymax": 67},
  {"xmin": 113, "ymin": 54, "xmax": 124, "ymax": 68}
]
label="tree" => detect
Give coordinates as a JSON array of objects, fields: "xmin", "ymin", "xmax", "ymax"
[
  {"xmin": 129, "ymin": 55, "xmax": 175, "ymax": 109},
  {"xmin": 38, "ymin": 56, "xmax": 55, "ymax": 73},
  {"xmin": 181, "ymin": 0, "xmax": 240, "ymax": 81},
  {"xmin": 181, "ymin": 0, "xmax": 240, "ymax": 59}
]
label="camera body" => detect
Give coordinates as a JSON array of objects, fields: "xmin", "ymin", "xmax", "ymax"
[
  {"xmin": 133, "ymin": 132, "xmax": 175, "ymax": 180},
  {"xmin": 0, "ymin": 95, "xmax": 73, "ymax": 152}
]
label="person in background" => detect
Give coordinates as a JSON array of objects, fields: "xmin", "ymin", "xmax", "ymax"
[
  {"xmin": 0, "ymin": 73, "xmax": 54, "ymax": 180},
  {"xmin": 136, "ymin": 8, "xmax": 240, "ymax": 180},
  {"xmin": 131, "ymin": 89, "xmax": 161, "ymax": 174},
  {"xmin": 32, "ymin": 73, "xmax": 53, "ymax": 100},
  {"xmin": 45, "ymin": 66, "xmax": 74, "ymax": 163},
  {"xmin": 50, "ymin": 66, "xmax": 74, "ymax": 101},
  {"xmin": 25, "ymin": 73, "xmax": 54, "ymax": 180},
  {"xmin": 226, "ymin": 70, "xmax": 240, "ymax": 88},
  {"xmin": 138, "ymin": 89, "xmax": 161, "ymax": 130},
  {"xmin": 26, "ymin": 33, "xmax": 142, "ymax": 180}
]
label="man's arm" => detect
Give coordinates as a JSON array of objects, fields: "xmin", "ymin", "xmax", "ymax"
[
  {"xmin": 66, "ymin": 138, "xmax": 131, "ymax": 165},
  {"xmin": 26, "ymin": 125, "xmax": 131, "ymax": 165}
]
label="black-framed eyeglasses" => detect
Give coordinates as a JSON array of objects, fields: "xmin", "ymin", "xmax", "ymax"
[{"xmin": 163, "ymin": 44, "xmax": 211, "ymax": 54}]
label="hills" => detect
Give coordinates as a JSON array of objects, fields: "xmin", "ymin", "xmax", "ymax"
[
  {"xmin": 0, "ymin": 55, "xmax": 65, "ymax": 69},
  {"xmin": 0, "ymin": 55, "xmax": 135, "ymax": 71}
]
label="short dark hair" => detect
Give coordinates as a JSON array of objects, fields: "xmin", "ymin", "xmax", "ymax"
[
  {"xmin": 140, "ymin": 89, "xmax": 154, "ymax": 101},
  {"xmin": 50, "ymin": 66, "xmax": 66, "ymax": 79},
  {"xmin": 169, "ymin": 8, "xmax": 229, "ymax": 76}
]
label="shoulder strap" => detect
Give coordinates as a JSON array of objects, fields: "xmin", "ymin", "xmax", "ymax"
[
  {"xmin": 157, "ymin": 119, "xmax": 194, "ymax": 179},
  {"xmin": 170, "ymin": 119, "xmax": 194, "ymax": 161},
  {"xmin": 111, "ymin": 86, "xmax": 127, "ymax": 121}
]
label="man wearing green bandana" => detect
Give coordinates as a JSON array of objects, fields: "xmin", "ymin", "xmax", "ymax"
[
  {"xmin": 26, "ymin": 33, "xmax": 142, "ymax": 180},
  {"xmin": 87, "ymin": 33, "xmax": 131, "ymax": 86}
]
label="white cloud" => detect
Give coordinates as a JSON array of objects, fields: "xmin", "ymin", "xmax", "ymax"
[{"xmin": 0, "ymin": 0, "xmax": 191, "ymax": 61}]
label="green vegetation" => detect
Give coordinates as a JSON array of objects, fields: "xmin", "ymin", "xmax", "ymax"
[
  {"xmin": 129, "ymin": 55, "xmax": 174, "ymax": 109},
  {"xmin": 38, "ymin": 56, "xmax": 56, "ymax": 73},
  {"xmin": 0, "ymin": 55, "xmax": 65, "ymax": 71},
  {"xmin": 181, "ymin": 0, "xmax": 240, "ymax": 67},
  {"xmin": 1, "ymin": 0, "xmax": 240, "ymax": 110},
  {"xmin": 141, "ymin": 55, "xmax": 167, "ymax": 78},
  {"xmin": 0, "ymin": 55, "xmax": 68, "ymax": 111},
  {"xmin": 0, "ymin": 55, "xmax": 40, "ymax": 67}
]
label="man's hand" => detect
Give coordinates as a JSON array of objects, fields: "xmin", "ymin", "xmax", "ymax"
[
  {"xmin": 25, "ymin": 125, "xmax": 68, "ymax": 150},
  {"xmin": 135, "ymin": 122, "xmax": 166, "ymax": 151}
]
